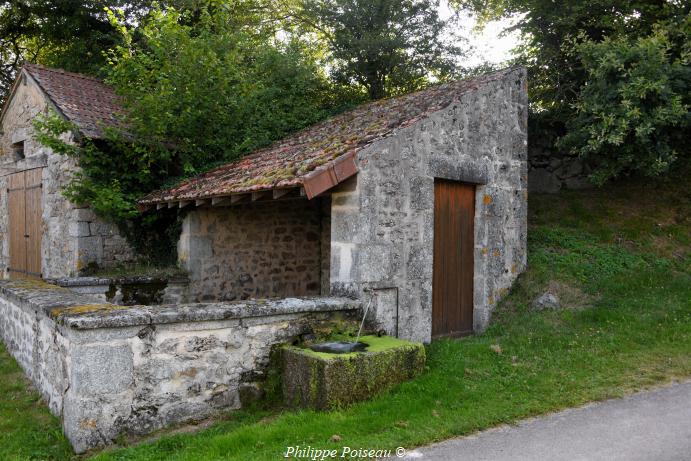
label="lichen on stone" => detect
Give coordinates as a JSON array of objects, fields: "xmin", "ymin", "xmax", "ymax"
[
  {"xmin": 50, "ymin": 303, "xmax": 128, "ymax": 318},
  {"xmin": 5, "ymin": 279, "xmax": 68, "ymax": 291}
]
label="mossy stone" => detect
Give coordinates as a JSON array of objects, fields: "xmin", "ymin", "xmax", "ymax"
[{"xmin": 282, "ymin": 335, "xmax": 425, "ymax": 410}]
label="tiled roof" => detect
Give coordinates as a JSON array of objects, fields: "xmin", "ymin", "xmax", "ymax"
[
  {"xmin": 23, "ymin": 64, "xmax": 123, "ymax": 139},
  {"xmin": 139, "ymin": 66, "xmax": 522, "ymax": 206}
]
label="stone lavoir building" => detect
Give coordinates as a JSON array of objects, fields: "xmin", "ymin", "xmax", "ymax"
[
  {"xmin": 0, "ymin": 65, "xmax": 528, "ymax": 452},
  {"xmin": 0, "ymin": 64, "xmax": 134, "ymax": 278},
  {"xmin": 141, "ymin": 66, "xmax": 529, "ymax": 342}
]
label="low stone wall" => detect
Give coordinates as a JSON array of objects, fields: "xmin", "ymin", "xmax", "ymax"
[
  {"xmin": 527, "ymin": 134, "xmax": 592, "ymax": 193},
  {"xmin": 47, "ymin": 276, "xmax": 190, "ymax": 305},
  {"xmin": 0, "ymin": 279, "xmax": 358, "ymax": 453}
]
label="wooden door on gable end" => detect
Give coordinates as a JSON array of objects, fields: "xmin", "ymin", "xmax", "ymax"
[
  {"xmin": 432, "ymin": 179, "xmax": 475, "ymax": 338},
  {"xmin": 8, "ymin": 168, "xmax": 43, "ymax": 279}
]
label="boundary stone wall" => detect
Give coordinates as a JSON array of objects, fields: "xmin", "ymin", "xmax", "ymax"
[
  {"xmin": 0, "ymin": 279, "xmax": 358, "ymax": 453},
  {"xmin": 527, "ymin": 132, "xmax": 592, "ymax": 193}
]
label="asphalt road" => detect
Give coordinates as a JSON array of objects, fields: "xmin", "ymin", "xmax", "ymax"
[{"xmin": 402, "ymin": 381, "xmax": 691, "ymax": 461}]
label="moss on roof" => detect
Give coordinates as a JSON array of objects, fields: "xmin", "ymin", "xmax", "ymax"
[{"xmin": 140, "ymin": 67, "xmax": 524, "ymax": 204}]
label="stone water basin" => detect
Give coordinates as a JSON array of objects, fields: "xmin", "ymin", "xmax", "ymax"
[{"xmin": 282, "ymin": 335, "xmax": 425, "ymax": 409}]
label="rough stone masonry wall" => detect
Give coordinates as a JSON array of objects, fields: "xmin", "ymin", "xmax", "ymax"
[
  {"xmin": 0, "ymin": 71, "xmax": 134, "ymax": 278},
  {"xmin": 329, "ymin": 67, "xmax": 528, "ymax": 343},
  {"xmin": 0, "ymin": 279, "xmax": 358, "ymax": 453},
  {"xmin": 527, "ymin": 130, "xmax": 592, "ymax": 193},
  {"xmin": 178, "ymin": 198, "xmax": 329, "ymax": 302}
]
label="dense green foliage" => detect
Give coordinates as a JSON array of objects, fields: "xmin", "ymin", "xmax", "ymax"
[
  {"xmin": 298, "ymin": 0, "xmax": 463, "ymax": 99},
  {"xmin": 106, "ymin": 7, "xmax": 341, "ymax": 170},
  {"xmin": 0, "ymin": 1, "xmax": 243, "ymax": 103},
  {"xmin": 453, "ymin": 0, "xmax": 685, "ymax": 116},
  {"xmin": 0, "ymin": 1, "xmax": 146, "ymax": 102},
  {"xmin": 1, "ymin": 177, "xmax": 689, "ymax": 460},
  {"xmin": 33, "ymin": 5, "xmax": 347, "ymax": 263},
  {"xmin": 453, "ymin": 0, "xmax": 690, "ymax": 182},
  {"xmin": 33, "ymin": 114, "xmax": 181, "ymax": 263},
  {"xmin": 560, "ymin": 17, "xmax": 691, "ymax": 183}
]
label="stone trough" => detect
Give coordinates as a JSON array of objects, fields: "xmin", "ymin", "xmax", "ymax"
[{"xmin": 282, "ymin": 335, "xmax": 425, "ymax": 409}]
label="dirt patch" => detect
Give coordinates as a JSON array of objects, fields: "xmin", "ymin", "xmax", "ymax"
[
  {"xmin": 544, "ymin": 280, "xmax": 595, "ymax": 310},
  {"xmin": 650, "ymin": 234, "xmax": 689, "ymax": 261}
]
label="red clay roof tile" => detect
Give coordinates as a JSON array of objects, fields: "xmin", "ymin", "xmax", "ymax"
[{"xmin": 23, "ymin": 63, "xmax": 124, "ymax": 139}]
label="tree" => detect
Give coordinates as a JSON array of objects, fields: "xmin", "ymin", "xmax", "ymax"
[
  {"xmin": 297, "ymin": 0, "xmax": 464, "ymax": 100},
  {"xmin": 0, "ymin": 1, "xmax": 240, "ymax": 103},
  {"xmin": 0, "ymin": 1, "xmax": 145, "ymax": 103},
  {"xmin": 559, "ymin": 16, "xmax": 690, "ymax": 183},
  {"xmin": 452, "ymin": 0, "xmax": 690, "ymax": 182},
  {"xmin": 33, "ymin": 5, "xmax": 345, "ymax": 262},
  {"xmin": 453, "ymin": 0, "xmax": 684, "ymax": 118}
]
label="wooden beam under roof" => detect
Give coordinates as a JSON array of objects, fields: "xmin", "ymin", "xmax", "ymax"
[
  {"xmin": 211, "ymin": 196, "xmax": 231, "ymax": 206},
  {"xmin": 144, "ymin": 185, "xmax": 311, "ymax": 213},
  {"xmin": 272, "ymin": 188, "xmax": 293, "ymax": 199},
  {"xmin": 252, "ymin": 190, "xmax": 270, "ymax": 201},
  {"xmin": 230, "ymin": 194, "xmax": 248, "ymax": 204}
]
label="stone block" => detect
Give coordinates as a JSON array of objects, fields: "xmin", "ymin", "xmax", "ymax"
[
  {"xmin": 62, "ymin": 394, "xmax": 128, "ymax": 453},
  {"xmin": 358, "ymin": 244, "xmax": 394, "ymax": 282},
  {"xmin": 331, "ymin": 209, "xmax": 361, "ymax": 242},
  {"xmin": 187, "ymin": 236, "xmax": 213, "ymax": 260},
  {"xmin": 68, "ymin": 221, "xmax": 91, "ymax": 237},
  {"xmin": 405, "ymin": 244, "xmax": 430, "ymax": 280},
  {"xmin": 371, "ymin": 287, "xmax": 398, "ymax": 336},
  {"xmin": 71, "ymin": 344, "xmax": 133, "ymax": 395},
  {"xmin": 408, "ymin": 176, "xmax": 433, "ymax": 210},
  {"xmin": 73, "ymin": 207, "xmax": 96, "ymax": 221},
  {"xmin": 529, "ymin": 168, "xmax": 562, "ymax": 194},
  {"xmin": 282, "ymin": 335, "xmax": 425, "ymax": 409}
]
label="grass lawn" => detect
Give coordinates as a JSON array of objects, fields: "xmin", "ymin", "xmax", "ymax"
[{"xmin": 1, "ymin": 176, "xmax": 689, "ymax": 460}]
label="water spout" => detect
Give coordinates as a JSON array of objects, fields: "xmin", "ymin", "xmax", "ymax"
[
  {"xmin": 355, "ymin": 290, "xmax": 375, "ymax": 344},
  {"xmin": 308, "ymin": 290, "xmax": 376, "ymax": 354}
]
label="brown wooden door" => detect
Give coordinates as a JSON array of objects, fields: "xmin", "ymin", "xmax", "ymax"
[
  {"xmin": 8, "ymin": 169, "xmax": 42, "ymax": 279},
  {"xmin": 432, "ymin": 180, "xmax": 475, "ymax": 338}
]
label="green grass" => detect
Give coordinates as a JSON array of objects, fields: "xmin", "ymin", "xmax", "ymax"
[
  {"xmin": 0, "ymin": 345, "xmax": 73, "ymax": 461},
  {"xmin": 1, "ymin": 176, "xmax": 689, "ymax": 460}
]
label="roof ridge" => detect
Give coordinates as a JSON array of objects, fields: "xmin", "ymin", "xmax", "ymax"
[
  {"xmin": 12, "ymin": 63, "xmax": 124, "ymax": 139},
  {"xmin": 23, "ymin": 63, "xmax": 105, "ymax": 84}
]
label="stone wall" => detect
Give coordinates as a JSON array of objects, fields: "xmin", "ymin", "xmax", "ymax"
[
  {"xmin": 0, "ymin": 70, "xmax": 135, "ymax": 278},
  {"xmin": 329, "ymin": 67, "xmax": 528, "ymax": 343},
  {"xmin": 527, "ymin": 132, "xmax": 592, "ymax": 193},
  {"xmin": 48, "ymin": 276, "xmax": 190, "ymax": 305},
  {"xmin": 0, "ymin": 279, "xmax": 358, "ymax": 453},
  {"xmin": 0, "ymin": 280, "xmax": 71, "ymax": 417},
  {"xmin": 178, "ymin": 198, "xmax": 329, "ymax": 302}
]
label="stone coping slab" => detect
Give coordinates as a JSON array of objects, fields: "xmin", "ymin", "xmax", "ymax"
[
  {"xmin": 45, "ymin": 275, "xmax": 189, "ymax": 287},
  {"xmin": 282, "ymin": 335, "xmax": 426, "ymax": 409},
  {"xmin": 0, "ymin": 279, "xmax": 359, "ymax": 330}
]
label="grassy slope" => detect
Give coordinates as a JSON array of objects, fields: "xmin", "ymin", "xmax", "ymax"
[{"xmin": 1, "ymin": 177, "xmax": 689, "ymax": 461}]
